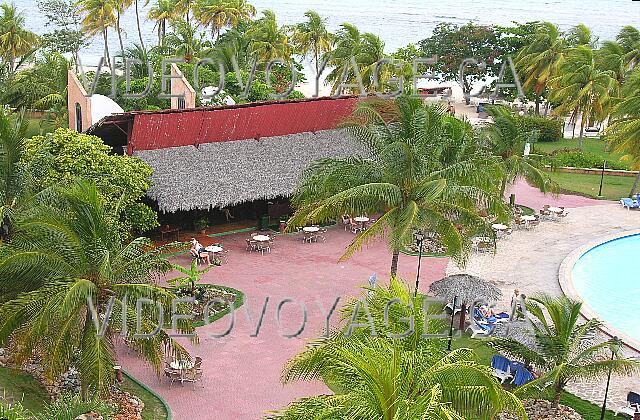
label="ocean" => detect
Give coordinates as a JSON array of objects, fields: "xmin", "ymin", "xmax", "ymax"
[{"xmin": 17, "ymin": 0, "xmax": 640, "ymax": 63}]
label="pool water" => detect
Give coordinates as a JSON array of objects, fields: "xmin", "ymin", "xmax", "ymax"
[{"xmin": 572, "ymin": 234, "xmax": 640, "ymax": 343}]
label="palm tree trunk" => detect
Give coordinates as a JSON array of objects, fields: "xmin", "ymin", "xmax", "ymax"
[
  {"xmin": 115, "ymin": 10, "xmax": 126, "ymax": 61},
  {"xmin": 458, "ymin": 303, "xmax": 467, "ymax": 330},
  {"xmin": 552, "ymin": 382, "xmax": 563, "ymax": 408},
  {"xmin": 390, "ymin": 251, "xmax": 399, "ymax": 277},
  {"xmin": 629, "ymin": 172, "xmax": 640, "ymax": 197},
  {"xmin": 103, "ymin": 28, "xmax": 112, "ymax": 72},
  {"xmin": 314, "ymin": 49, "xmax": 319, "ymax": 76},
  {"xmin": 135, "ymin": 0, "xmax": 146, "ymax": 51},
  {"xmin": 535, "ymin": 96, "xmax": 541, "ymax": 115},
  {"xmin": 579, "ymin": 123, "xmax": 585, "ymax": 149}
]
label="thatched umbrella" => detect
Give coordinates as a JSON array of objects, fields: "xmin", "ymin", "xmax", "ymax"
[{"xmin": 429, "ymin": 274, "xmax": 502, "ymax": 330}]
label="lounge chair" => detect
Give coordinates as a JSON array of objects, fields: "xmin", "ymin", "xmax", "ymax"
[
  {"xmin": 511, "ymin": 363, "xmax": 535, "ymax": 386},
  {"xmin": 466, "ymin": 317, "xmax": 495, "ymax": 338},
  {"xmin": 474, "ymin": 307, "xmax": 509, "ymax": 324},
  {"xmin": 621, "ymin": 198, "xmax": 640, "ymax": 210},
  {"xmin": 444, "ymin": 301, "xmax": 462, "ymax": 315},
  {"xmin": 491, "ymin": 355, "xmax": 513, "ymax": 384},
  {"xmin": 615, "ymin": 391, "xmax": 640, "ymax": 416}
]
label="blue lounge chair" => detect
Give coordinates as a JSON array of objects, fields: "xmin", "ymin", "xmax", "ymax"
[
  {"xmin": 620, "ymin": 198, "xmax": 640, "ymax": 210},
  {"xmin": 474, "ymin": 307, "xmax": 510, "ymax": 324},
  {"xmin": 466, "ymin": 316, "xmax": 495, "ymax": 338},
  {"xmin": 511, "ymin": 364, "xmax": 535, "ymax": 386},
  {"xmin": 491, "ymin": 355, "xmax": 513, "ymax": 383}
]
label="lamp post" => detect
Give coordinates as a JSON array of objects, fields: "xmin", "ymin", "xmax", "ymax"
[
  {"xmin": 447, "ymin": 295, "xmax": 458, "ymax": 351},
  {"xmin": 413, "ymin": 231, "xmax": 425, "ymax": 297},
  {"xmin": 598, "ymin": 160, "xmax": 607, "ymax": 198},
  {"xmin": 600, "ymin": 336, "xmax": 619, "ymax": 420}
]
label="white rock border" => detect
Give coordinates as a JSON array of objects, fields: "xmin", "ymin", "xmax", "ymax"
[{"xmin": 558, "ymin": 228, "xmax": 640, "ymax": 353}]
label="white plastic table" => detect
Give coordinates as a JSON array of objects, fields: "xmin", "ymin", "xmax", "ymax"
[
  {"xmin": 521, "ymin": 215, "xmax": 536, "ymax": 229},
  {"xmin": 205, "ymin": 245, "xmax": 223, "ymax": 253},
  {"xmin": 303, "ymin": 226, "xmax": 319, "ymax": 233},
  {"xmin": 548, "ymin": 207, "xmax": 563, "ymax": 213},
  {"xmin": 253, "ymin": 235, "xmax": 271, "ymax": 242},
  {"xmin": 491, "ymin": 223, "xmax": 508, "ymax": 230},
  {"xmin": 354, "ymin": 216, "xmax": 370, "ymax": 223},
  {"xmin": 170, "ymin": 360, "xmax": 194, "ymax": 370}
]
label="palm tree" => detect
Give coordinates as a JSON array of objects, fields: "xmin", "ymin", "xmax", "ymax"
[
  {"xmin": 78, "ymin": 0, "xmax": 117, "ymax": 71},
  {"xmin": 168, "ymin": 259, "xmax": 213, "ymax": 295},
  {"xmin": 132, "ymin": 0, "xmax": 146, "ymax": 51},
  {"xmin": 246, "ymin": 10, "xmax": 290, "ymax": 64},
  {"xmin": 289, "ymin": 97, "xmax": 506, "ymax": 276},
  {"xmin": 483, "ymin": 105, "xmax": 558, "ymax": 195},
  {"xmin": 324, "ymin": 23, "xmax": 387, "ymax": 94},
  {"xmin": 617, "ymin": 25, "xmax": 640, "ymax": 69},
  {"xmin": 597, "ymin": 40, "xmax": 627, "ymax": 85},
  {"xmin": 148, "ymin": 0, "xmax": 177, "ymax": 46},
  {"xmin": 112, "ymin": 0, "xmax": 133, "ymax": 60},
  {"xmin": 291, "ymin": 10, "xmax": 332, "ymax": 75},
  {"xmin": 0, "ymin": 3, "xmax": 39, "ymax": 74},
  {"xmin": 516, "ymin": 22, "xmax": 566, "ymax": 115},
  {"xmin": 272, "ymin": 279, "xmax": 526, "ymax": 419},
  {"xmin": 606, "ymin": 68, "xmax": 640, "ymax": 195},
  {"xmin": 0, "ymin": 108, "xmax": 36, "ymax": 242},
  {"xmin": 163, "ymin": 18, "xmax": 211, "ymax": 62},
  {"xmin": 0, "ymin": 180, "xmax": 194, "ymax": 396},
  {"xmin": 487, "ymin": 294, "xmax": 639, "ymax": 408},
  {"xmin": 549, "ymin": 45, "xmax": 617, "ymax": 146},
  {"xmin": 225, "ymin": 0, "xmax": 256, "ymax": 30},
  {"xmin": 565, "ymin": 23, "xmax": 597, "ymax": 48}
]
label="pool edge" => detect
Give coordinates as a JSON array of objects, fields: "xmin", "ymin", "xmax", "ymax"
[{"xmin": 558, "ymin": 228, "xmax": 640, "ymax": 353}]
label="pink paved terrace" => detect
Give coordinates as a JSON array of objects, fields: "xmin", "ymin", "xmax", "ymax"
[{"xmin": 118, "ymin": 182, "xmax": 611, "ymax": 420}]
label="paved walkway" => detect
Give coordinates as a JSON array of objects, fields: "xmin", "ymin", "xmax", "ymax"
[
  {"xmin": 120, "ymin": 181, "xmax": 630, "ymax": 419},
  {"xmin": 447, "ymin": 202, "xmax": 640, "ymax": 411},
  {"xmin": 119, "ymin": 226, "xmax": 448, "ymax": 419}
]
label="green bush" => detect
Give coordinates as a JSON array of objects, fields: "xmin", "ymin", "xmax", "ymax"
[
  {"xmin": 553, "ymin": 150, "xmax": 629, "ymax": 170},
  {"xmin": 518, "ymin": 115, "xmax": 563, "ymax": 142}
]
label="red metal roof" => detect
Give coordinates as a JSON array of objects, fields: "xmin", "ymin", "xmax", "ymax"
[{"xmin": 128, "ymin": 96, "xmax": 358, "ymax": 152}]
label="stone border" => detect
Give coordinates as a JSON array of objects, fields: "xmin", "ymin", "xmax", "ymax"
[
  {"xmin": 123, "ymin": 369, "xmax": 173, "ymax": 420},
  {"xmin": 558, "ymin": 228, "xmax": 640, "ymax": 353}
]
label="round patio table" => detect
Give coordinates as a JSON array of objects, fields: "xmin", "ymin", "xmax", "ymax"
[
  {"xmin": 170, "ymin": 360, "xmax": 194, "ymax": 370},
  {"xmin": 303, "ymin": 226, "xmax": 319, "ymax": 233},
  {"xmin": 354, "ymin": 216, "xmax": 370, "ymax": 223},
  {"xmin": 548, "ymin": 207, "xmax": 563, "ymax": 213},
  {"xmin": 205, "ymin": 245, "xmax": 223, "ymax": 253},
  {"xmin": 491, "ymin": 223, "xmax": 508, "ymax": 231},
  {"xmin": 252, "ymin": 235, "xmax": 271, "ymax": 242},
  {"xmin": 521, "ymin": 215, "xmax": 536, "ymax": 229}
]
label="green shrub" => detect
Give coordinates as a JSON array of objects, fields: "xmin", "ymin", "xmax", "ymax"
[
  {"xmin": 553, "ymin": 150, "xmax": 629, "ymax": 170},
  {"xmin": 518, "ymin": 115, "xmax": 563, "ymax": 142}
]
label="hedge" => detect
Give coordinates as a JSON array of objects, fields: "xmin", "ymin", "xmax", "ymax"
[
  {"xmin": 518, "ymin": 115, "xmax": 563, "ymax": 142},
  {"xmin": 552, "ymin": 149, "xmax": 629, "ymax": 170}
]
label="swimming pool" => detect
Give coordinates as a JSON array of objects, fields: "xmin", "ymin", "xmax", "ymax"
[{"xmin": 571, "ymin": 234, "xmax": 640, "ymax": 344}]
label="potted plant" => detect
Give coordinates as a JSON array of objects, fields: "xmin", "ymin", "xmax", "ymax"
[{"xmin": 194, "ymin": 218, "xmax": 208, "ymax": 234}]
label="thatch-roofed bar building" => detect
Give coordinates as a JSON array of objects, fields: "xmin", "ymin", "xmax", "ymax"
[{"xmin": 87, "ymin": 96, "xmax": 361, "ymax": 223}]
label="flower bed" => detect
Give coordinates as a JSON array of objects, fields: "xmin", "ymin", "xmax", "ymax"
[{"xmin": 172, "ymin": 284, "xmax": 245, "ymax": 327}]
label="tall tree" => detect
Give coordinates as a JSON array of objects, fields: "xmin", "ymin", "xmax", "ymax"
[
  {"xmin": 0, "ymin": 3, "xmax": 39, "ymax": 74},
  {"xmin": 195, "ymin": 0, "xmax": 255, "ymax": 41},
  {"xmin": 289, "ymin": 97, "xmax": 506, "ymax": 276},
  {"xmin": 483, "ymin": 105, "xmax": 557, "ymax": 195},
  {"xmin": 488, "ymin": 294, "xmax": 639, "ymax": 408},
  {"xmin": 147, "ymin": 0, "xmax": 177, "ymax": 46},
  {"xmin": 549, "ymin": 45, "xmax": 616, "ymax": 146},
  {"xmin": 617, "ymin": 25, "xmax": 640, "ymax": 69},
  {"xmin": 606, "ymin": 68, "xmax": 640, "ymax": 195},
  {"xmin": 291, "ymin": 10, "xmax": 332, "ymax": 75},
  {"xmin": 37, "ymin": 0, "xmax": 88, "ymax": 66},
  {"xmin": 163, "ymin": 18, "xmax": 211, "ymax": 62},
  {"xmin": 246, "ymin": 10, "xmax": 290, "ymax": 64},
  {"xmin": 516, "ymin": 22, "xmax": 566, "ymax": 115},
  {"xmin": 78, "ymin": 0, "xmax": 117, "ymax": 71},
  {"xmin": 0, "ymin": 180, "xmax": 194, "ymax": 397}
]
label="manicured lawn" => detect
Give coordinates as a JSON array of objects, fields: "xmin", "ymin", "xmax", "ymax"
[
  {"xmin": 533, "ymin": 137, "xmax": 627, "ymax": 166},
  {"xmin": 546, "ymin": 171, "xmax": 635, "ymax": 200},
  {"xmin": 121, "ymin": 372, "xmax": 169, "ymax": 420},
  {"xmin": 0, "ymin": 367, "xmax": 50, "ymax": 412}
]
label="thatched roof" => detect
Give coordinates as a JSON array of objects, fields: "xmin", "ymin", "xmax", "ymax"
[
  {"xmin": 429, "ymin": 274, "xmax": 502, "ymax": 305},
  {"xmin": 135, "ymin": 129, "xmax": 363, "ymax": 213}
]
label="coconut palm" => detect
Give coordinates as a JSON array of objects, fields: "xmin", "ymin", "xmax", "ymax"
[
  {"xmin": 487, "ymin": 294, "xmax": 639, "ymax": 408},
  {"xmin": 0, "ymin": 180, "xmax": 194, "ymax": 396},
  {"xmin": 0, "ymin": 3, "xmax": 39, "ymax": 74},
  {"xmin": 549, "ymin": 45, "xmax": 617, "ymax": 146},
  {"xmin": 163, "ymin": 18, "xmax": 211, "ymax": 62},
  {"xmin": 195, "ymin": 0, "xmax": 254, "ymax": 41},
  {"xmin": 78, "ymin": 0, "xmax": 117, "ymax": 70},
  {"xmin": 291, "ymin": 10, "xmax": 332, "ymax": 75},
  {"xmin": 516, "ymin": 22, "xmax": 566, "ymax": 115},
  {"xmin": 112, "ymin": 0, "xmax": 133, "ymax": 60},
  {"xmin": 148, "ymin": 0, "xmax": 178, "ymax": 46},
  {"xmin": 565, "ymin": 23, "xmax": 598, "ymax": 48},
  {"xmin": 272, "ymin": 279, "xmax": 526, "ymax": 419},
  {"xmin": 324, "ymin": 23, "xmax": 387, "ymax": 94},
  {"xmin": 132, "ymin": 0, "xmax": 146, "ymax": 51},
  {"xmin": 617, "ymin": 25, "xmax": 640, "ymax": 69},
  {"xmin": 483, "ymin": 105, "xmax": 558, "ymax": 195},
  {"xmin": 246, "ymin": 10, "xmax": 290, "ymax": 64},
  {"xmin": 597, "ymin": 40, "xmax": 627, "ymax": 85},
  {"xmin": 0, "ymin": 108, "xmax": 40, "ymax": 242},
  {"xmin": 289, "ymin": 97, "xmax": 506, "ymax": 276},
  {"xmin": 606, "ymin": 68, "xmax": 640, "ymax": 195}
]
